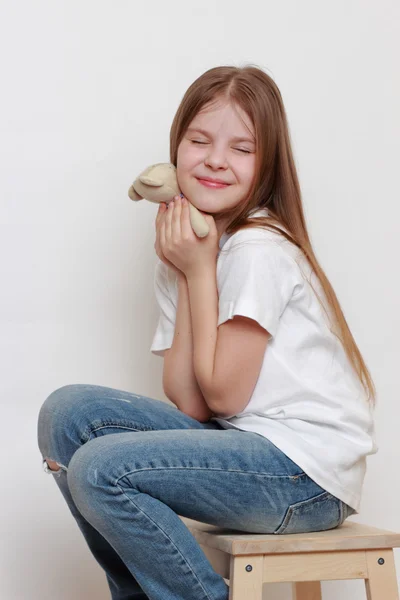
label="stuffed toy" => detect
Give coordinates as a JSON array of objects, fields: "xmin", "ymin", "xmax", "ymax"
[{"xmin": 128, "ymin": 163, "xmax": 210, "ymax": 238}]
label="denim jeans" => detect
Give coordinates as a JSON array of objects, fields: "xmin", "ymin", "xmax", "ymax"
[{"xmin": 37, "ymin": 384, "xmax": 355, "ymax": 600}]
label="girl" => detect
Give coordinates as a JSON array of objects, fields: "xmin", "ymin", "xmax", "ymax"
[{"xmin": 37, "ymin": 65, "xmax": 377, "ymax": 600}]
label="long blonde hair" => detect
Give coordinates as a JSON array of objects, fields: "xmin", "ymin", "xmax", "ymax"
[{"xmin": 169, "ymin": 64, "xmax": 376, "ymax": 406}]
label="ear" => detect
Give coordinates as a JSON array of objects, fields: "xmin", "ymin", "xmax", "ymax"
[{"xmin": 139, "ymin": 175, "xmax": 163, "ymax": 187}]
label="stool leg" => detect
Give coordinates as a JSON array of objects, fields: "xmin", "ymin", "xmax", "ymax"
[
  {"xmin": 292, "ymin": 581, "xmax": 322, "ymax": 600},
  {"xmin": 229, "ymin": 555, "xmax": 264, "ymax": 599},
  {"xmin": 365, "ymin": 549, "xmax": 399, "ymax": 600}
]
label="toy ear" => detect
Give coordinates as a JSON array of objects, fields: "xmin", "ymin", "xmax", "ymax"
[{"xmin": 139, "ymin": 175, "xmax": 163, "ymax": 187}]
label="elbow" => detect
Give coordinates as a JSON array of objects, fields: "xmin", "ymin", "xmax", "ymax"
[
  {"xmin": 194, "ymin": 409, "xmax": 215, "ymax": 423},
  {"xmin": 180, "ymin": 405, "xmax": 215, "ymax": 423},
  {"xmin": 163, "ymin": 386, "xmax": 215, "ymax": 424},
  {"xmin": 207, "ymin": 390, "xmax": 246, "ymax": 420},
  {"xmin": 207, "ymin": 398, "xmax": 236, "ymax": 420}
]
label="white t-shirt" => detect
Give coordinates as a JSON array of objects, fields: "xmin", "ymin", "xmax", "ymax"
[{"xmin": 150, "ymin": 208, "xmax": 378, "ymax": 512}]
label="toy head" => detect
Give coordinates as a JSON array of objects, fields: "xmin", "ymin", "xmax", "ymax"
[{"xmin": 128, "ymin": 163, "xmax": 181, "ymax": 205}]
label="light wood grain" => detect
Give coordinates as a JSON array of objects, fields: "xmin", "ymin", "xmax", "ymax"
[
  {"xmin": 365, "ymin": 549, "xmax": 399, "ymax": 600},
  {"xmin": 261, "ymin": 550, "xmax": 367, "ymax": 583},
  {"xmin": 229, "ymin": 555, "xmax": 264, "ymax": 600},
  {"xmin": 180, "ymin": 518, "xmax": 400, "ymax": 599},
  {"xmin": 181, "ymin": 518, "xmax": 400, "ymax": 556}
]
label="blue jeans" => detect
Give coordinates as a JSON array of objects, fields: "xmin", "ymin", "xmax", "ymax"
[{"xmin": 37, "ymin": 384, "xmax": 355, "ymax": 600}]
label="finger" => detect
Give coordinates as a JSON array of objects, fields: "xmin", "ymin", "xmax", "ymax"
[
  {"xmin": 172, "ymin": 197, "xmax": 182, "ymax": 242},
  {"xmin": 154, "ymin": 231, "xmax": 160, "ymax": 258},
  {"xmin": 155, "ymin": 202, "xmax": 162, "ymax": 224},
  {"xmin": 155, "ymin": 229, "xmax": 161, "ymax": 254},
  {"xmin": 180, "ymin": 196, "xmax": 192, "ymax": 238},
  {"xmin": 165, "ymin": 200, "xmax": 174, "ymax": 241},
  {"xmin": 155, "ymin": 202, "xmax": 165, "ymax": 229},
  {"xmin": 160, "ymin": 213, "xmax": 166, "ymax": 250},
  {"xmin": 155, "ymin": 204, "xmax": 165, "ymax": 249}
]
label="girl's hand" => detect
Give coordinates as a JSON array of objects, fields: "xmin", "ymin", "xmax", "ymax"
[
  {"xmin": 160, "ymin": 195, "xmax": 219, "ymax": 278},
  {"xmin": 154, "ymin": 203, "xmax": 184, "ymax": 279}
]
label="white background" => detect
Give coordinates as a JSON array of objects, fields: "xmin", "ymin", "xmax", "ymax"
[{"xmin": 1, "ymin": 1, "xmax": 399, "ymax": 598}]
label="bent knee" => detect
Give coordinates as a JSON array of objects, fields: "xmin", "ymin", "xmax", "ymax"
[
  {"xmin": 37, "ymin": 384, "xmax": 86, "ymax": 453},
  {"xmin": 39, "ymin": 384, "xmax": 86, "ymax": 422}
]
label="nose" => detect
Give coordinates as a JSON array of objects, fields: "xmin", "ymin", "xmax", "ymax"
[{"xmin": 204, "ymin": 145, "xmax": 228, "ymax": 170}]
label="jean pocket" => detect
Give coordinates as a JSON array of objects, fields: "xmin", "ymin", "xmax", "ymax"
[{"xmin": 274, "ymin": 491, "xmax": 343, "ymax": 535}]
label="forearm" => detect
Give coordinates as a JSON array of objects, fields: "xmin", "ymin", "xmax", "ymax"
[
  {"xmin": 186, "ymin": 265, "xmax": 221, "ymax": 412},
  {"xmin": 163, "ymin": 274, "xmax": 214, "ymax": 422}
]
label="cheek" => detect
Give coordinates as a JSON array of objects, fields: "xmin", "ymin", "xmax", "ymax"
[
  {"xmin": 176, "ymin": 163, "xmax": 189, "ymax": 186},
  {"xmin": 177, "ymin": 154, "xmax": 198, "ymax": 180},
  {"xmin": 176, "ymin": 145, "xmax": 188, "ymax": 169},
  {"xmin": 176, "ymin": 158, "xmax": 194, "ymax": 192},
  {"xmin": 240, "ymin": 160, "xmax": 256, "ymax": 187},
  {"xmin": 178, "ymin": 141, "xmax": 203, "ymax": 167}
]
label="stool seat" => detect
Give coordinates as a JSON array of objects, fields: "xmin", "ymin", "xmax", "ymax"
[{"xmin": 180, "ymin": 517, "xmax": 400, "ymax": 600}]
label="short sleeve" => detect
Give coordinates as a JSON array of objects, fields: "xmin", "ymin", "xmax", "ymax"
[
  {"xmin": 150, "ymin": 261, "xmax": 176, "ymax": 357},
  {"xmin": 217, "ymin": 239, "xmax": 300, "ymax": 337}
]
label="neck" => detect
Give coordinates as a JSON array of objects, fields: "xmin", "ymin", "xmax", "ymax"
[{"xmin": 215, "ymin": 215, "xmax": 230, "ymax": 243}]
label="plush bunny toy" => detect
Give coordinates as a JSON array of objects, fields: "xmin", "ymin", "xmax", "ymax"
[{"xmin": 128, "ymin": 163, "xmax": 210, "ymax": 238}]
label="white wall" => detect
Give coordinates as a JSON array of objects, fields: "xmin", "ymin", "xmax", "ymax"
[{"xmin": 1, "ymin": 1, "xmax": 399, "ymax": 598}]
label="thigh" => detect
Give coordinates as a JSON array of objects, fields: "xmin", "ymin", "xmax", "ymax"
[
  {"xmin": 38, "ymin": 383, "xmax": 222, "ymax": 468},
  {"xmin": 67, "ymin": 426, "xmax": 336, "ymax": 535}
]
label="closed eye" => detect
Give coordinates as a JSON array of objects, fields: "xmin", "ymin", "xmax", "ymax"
[{"xmin": 190, "ymin": 140, "xmax": 252, "ymax": 154}]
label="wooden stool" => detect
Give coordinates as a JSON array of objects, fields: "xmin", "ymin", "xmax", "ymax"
[{"xmin": 181, "ymin": 518, "xmax": 400, "ymax": 599}]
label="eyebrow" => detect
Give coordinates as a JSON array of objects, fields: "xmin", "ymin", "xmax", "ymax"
[{"xmin": 186, "ymin": 127, "xmax": 255, "ymax": 145}]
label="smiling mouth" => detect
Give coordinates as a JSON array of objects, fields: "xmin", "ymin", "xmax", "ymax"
[{"xmin": 196, "ymin": 178, "xmax": 231, "ymax": 189}]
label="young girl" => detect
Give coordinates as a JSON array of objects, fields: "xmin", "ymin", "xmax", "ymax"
[{"xmin": 37, "ymin": 65, "xmax": 377, "ymax": 600}]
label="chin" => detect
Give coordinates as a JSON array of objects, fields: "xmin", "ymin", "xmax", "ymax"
[
  {"xmin": 185, "ymin": 181, "xmax": 232, "ymax": 211},
  {"xmin": 190, "ymin": 198, "xmax": 221, "ymax": 215}
]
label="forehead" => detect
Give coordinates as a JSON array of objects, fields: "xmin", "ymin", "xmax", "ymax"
[{"xmin": 189, "ymin": 100, "xmax": 255, "ymax": 139}]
